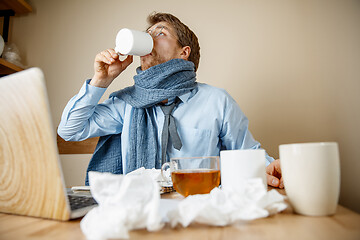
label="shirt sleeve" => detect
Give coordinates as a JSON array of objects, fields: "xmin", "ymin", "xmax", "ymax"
[
  {"xmin": 219, "ymin": 91, "xmax": 275, "ymax": 165},
  {"xmin": 57, "ymin": 79, "xmax": 125, "ymax": 141}
]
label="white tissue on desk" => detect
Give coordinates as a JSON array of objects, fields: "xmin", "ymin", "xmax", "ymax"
[
  {"xmin": 80, "ymin": 170, "xmax": 286, "ymax": 239},
  {"xmin": 80, "ymin": 171, "xmax": 163, "ymax": 240},
  {"xmin": 167, "ymin": 178, "xmax": 287, "ymax": 228},
  {"xmin": 127, "ymin": 167, "xmax": 172, "ymax": 187},
  {"xmin": 126, "ymin": 167, "xmax": 163, "ymax": 181}
]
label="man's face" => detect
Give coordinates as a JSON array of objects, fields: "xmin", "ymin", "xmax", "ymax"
[{"xmin": 140, "ymin": 21, "xmax": 183, "ymax": 71}]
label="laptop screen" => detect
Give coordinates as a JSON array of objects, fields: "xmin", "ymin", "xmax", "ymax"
[{"xmin": 0, "ymin": 68, "xmax": 71, "ymax": 220}]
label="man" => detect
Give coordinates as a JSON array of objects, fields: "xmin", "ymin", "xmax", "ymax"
[{"xmin": 58, "ymin": 12, "xmax": 283, "ymax": 188}]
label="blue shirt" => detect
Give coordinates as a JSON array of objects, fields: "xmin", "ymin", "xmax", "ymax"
[{"xmin": 58, "ymin": 80, "xmax": 274, "ymax": 173}]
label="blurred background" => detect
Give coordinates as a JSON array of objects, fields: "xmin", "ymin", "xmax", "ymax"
[{"xmin": 6, "ymin": 0, "xmax": 360, "ymax": 213}]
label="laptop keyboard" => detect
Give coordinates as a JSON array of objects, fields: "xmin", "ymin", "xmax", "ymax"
[{"xmin": 68, "ymin": 195, "xmax": 98, "ymax": 211}]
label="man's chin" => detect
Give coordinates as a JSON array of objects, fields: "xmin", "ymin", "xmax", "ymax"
[
  {"xmin": 140, "ymin": 63, "xmax": 151, "ymax": 71},
  {"xmin": 140, "ymin": 57, "xmax": 157, "ymax": 71},
  {"xmin": 140, "ymin": 55, "xmax": 167, "ymax": 71},
  {"xmin": 140, "ymin": 57, "xmax": 151, "ymax": 71}
]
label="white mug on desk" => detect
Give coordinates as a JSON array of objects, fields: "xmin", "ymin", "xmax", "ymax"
[
  {"xmin": 220, "ymin": 149, "xmax": 267, "ymax": 191},
  {"xmin": 279, "ymin": 142, "xmax": 340, "ymax": 216}
]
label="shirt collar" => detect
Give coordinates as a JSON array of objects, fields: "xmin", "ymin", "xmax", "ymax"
[
  {"xmin": 161, "ymin": 85, "xmax": 199, "ymax": 106},
  {"xmin": 178, "ymin": 86, "xmax": 198, "ymax": 103}
]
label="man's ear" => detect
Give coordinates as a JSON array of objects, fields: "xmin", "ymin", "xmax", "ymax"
[{"xmin": 179, "ymin": 46, "xmax": 191, "ymax": 60}]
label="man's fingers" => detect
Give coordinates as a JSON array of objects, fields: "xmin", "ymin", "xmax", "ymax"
[
  {"xmin": 266, "ymin": 160, "xmax": 277, "ymax": 175},
  {"xmin": 95, "ymin": 52, "xmax": 112, "ymax": 65},
  {"xmin": 279, "ymin": 177, "xmax": 284, "ymax": 189},
  {"xmin": 101, "ymin": 50, "xmax": 115, "ymax": 64},
  {"xmin": 121, "ymin": 55, "xmax": 133, "ymax": 69},
  {"xmin": 266, "ymin": 159, "xmax": 282, "ymax": 179},
  {"xmin": 118, "ymin": 55, "xmax": 133, "ymax": 70},
  {"xmin": 274, "ymin": 159, "xmax": 282, "ymax": 174},
  {"xmin": 266, "ymin": 162, "xmax": 274, "ymax": 175},
  {"xmin": 266, "ymin": 160, "xmax": 284, "ymax": 188},
  {"xmin": 108, "ymin": 49, "xmax": 118, "ymax": 58},
  {"xmin": 267, "ymin": 173, "xmax": 280, "ymax": 188}
]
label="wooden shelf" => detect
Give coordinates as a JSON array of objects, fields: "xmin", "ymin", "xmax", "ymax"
[
  {"xmin": 0, "ymin": 1, "xmax": 31, "ymax": 75},
  {"xmin": 0, "ymin": 58, "xmax": 23, "ymax": 74},
  {"xmin": 0, "ymin": 0, "xmax": 32, "ymax": 14}
]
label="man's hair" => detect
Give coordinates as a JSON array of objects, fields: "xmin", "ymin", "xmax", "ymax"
[{"xmin": 147, "ymin": 12, "xmax": 200, "ymax": 71}]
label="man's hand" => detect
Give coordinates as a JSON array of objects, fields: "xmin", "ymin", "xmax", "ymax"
[
  {"xmin": 90, "ymin": 49, "xmax": 133, "ymax": 88},
  {"xmin": 266, "ymin": 159, "xmax": 284, "ymax": 188}
]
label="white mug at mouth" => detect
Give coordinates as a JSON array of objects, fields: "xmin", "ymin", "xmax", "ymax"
[{"xmin": 115, "ymin": 28, "xmax": 153, "ymax": 56}]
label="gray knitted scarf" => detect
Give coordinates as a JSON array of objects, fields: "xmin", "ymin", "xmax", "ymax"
[{"xmin": 110, "ymin": 58, "xmax": 197, "ymax": 173}]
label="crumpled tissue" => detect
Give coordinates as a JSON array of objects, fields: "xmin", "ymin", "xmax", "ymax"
[
  {"xmin": 167, "ymin": 178, "xmax": 287, "ymax": 227},
  {"xmin": 126, "ymin": 167, "xmax": 164, "ymax": 181},
  {"xmin": 80, "ymin": 170, "xmax": 163, "ymax": 240},
  {"xmin": 80, "ymin": 171, "xmax": 287, "ymax": 240}
]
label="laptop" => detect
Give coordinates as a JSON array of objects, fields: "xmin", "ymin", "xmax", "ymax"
[{"xmin": 0, "ymin": 68, "xmax": 97, "ymax": 220}]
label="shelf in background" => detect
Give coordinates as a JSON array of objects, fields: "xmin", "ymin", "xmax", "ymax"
[
  {"xmin": 0, "ymin": 58, "xmax": 23, "ymax": 75},
  {"xmin": 0, "ymin": 0, "xmax": 32, "ymax": 14}
]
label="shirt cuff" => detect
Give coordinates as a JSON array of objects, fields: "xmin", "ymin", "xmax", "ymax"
[{"xmin": 79, "ymin": 79, "xmax": 107, "ymax": 105}]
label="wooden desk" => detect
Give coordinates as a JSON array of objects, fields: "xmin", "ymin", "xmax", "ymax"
[{"xmin": 0, "ymin": 190, "xmax": 359, "ymax": 240}]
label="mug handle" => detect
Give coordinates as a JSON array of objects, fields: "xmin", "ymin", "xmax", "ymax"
[{"xmin": 161, "ymin": 162, "xmax": 171, "ymax": 183}]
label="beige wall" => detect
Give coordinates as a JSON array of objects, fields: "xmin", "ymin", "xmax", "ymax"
[{"xmin": 10, "ymin": 0, "xmax": 360, "ymax": 212}]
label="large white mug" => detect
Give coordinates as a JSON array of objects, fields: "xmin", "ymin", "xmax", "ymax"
[
  {"xmin": 279, "ymin": 142, "xmax": 340, "ymax": 216},
  {"xmin": 220, "ymin": 149, "xmax": 267, "ymax": 191},
  {"xmin": 114, "ymin": 28, "xmax": 153, "ymax": 56}
]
